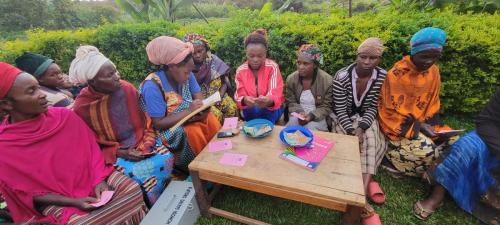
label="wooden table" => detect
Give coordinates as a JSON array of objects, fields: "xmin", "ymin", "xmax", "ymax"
[{"xmin": 188, "ymin": 126, "xmax": 365, "ymax": 225}]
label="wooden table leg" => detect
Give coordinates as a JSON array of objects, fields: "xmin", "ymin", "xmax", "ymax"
[
  {"xmin": 208, "ymin": 183, "xmax": 222, "ymax": 203},
  {"xmin": 342, "ymin": 205, "xmax": 362, "ymax": 225},
  {"xmin": 190, "ymin": 170, "xmax": 212, "ymax": 218}
]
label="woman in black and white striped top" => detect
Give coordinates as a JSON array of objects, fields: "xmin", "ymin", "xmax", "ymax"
[
  {"xmin": 330, "ymin": 38, "xmax": 388, "ymax": 221},
  {"xmin": 332, "ymin": 64, "xmax": 386, "ymax": 135}
]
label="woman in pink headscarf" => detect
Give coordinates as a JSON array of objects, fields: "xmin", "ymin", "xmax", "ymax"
[
  {"xmin": 0, "ymin": 62, "xmax": 147, "ymax": 224},
  {"xmin": 140, "ymin": 36, "xmax": 221, "ymax": 174}
]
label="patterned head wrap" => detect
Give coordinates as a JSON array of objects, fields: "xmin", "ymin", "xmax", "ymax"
[
  {"xmin": 69, "ymin": 45, "xmax": 114, "ymax": 85},
  {"xmin": 183, "ymin": 33, "xmax": 209, "ymax": 49},
  {"xmin": 410, "ymin": 27, "xmax": 447, "ymax": 55},
  {"xmin": 146, "ymin": 36, "xmax": 194, "ymax": 66},
  {"xmin": 357, "ymin": 37, "xmax": 384, "ymax": 57},
  {"xmin": 0, "ymin": 62, "xmax": 23, "ymax": 99},
  {"xmin": 297, "ymin": 44, "xmax": 324, "ymax": 65},
  {"xmin": 15, "ymin": 52, "xmax": 54, "ymax": 78}
]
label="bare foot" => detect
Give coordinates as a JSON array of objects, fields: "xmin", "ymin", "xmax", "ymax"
[{"xmin": 419, "ymin": 197, "xmax": 443, "ymax": 211}]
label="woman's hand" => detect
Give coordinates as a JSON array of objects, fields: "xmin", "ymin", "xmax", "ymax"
[
  {"xmin": 117, "ymin": 148, "xmax": 145, "ymax": 162},
  {"xmin": 94, "ymin": 181, "xmax": 111, "ymax": 200},
  {"xmin": 255, "ymin": 96, "xmax": 273, "ymax": 108},
  {"xmin": 354, "ymin": 128, "xmax": 364, "ymax": 152},
  {"xmin": 420, "ymin": 123, "xmax": 437, "ymax": 138},
  {"xmin": 354, "ymin": 127, "xmax": 364, "ymax": 143},
  {"xmin": 298, "ymin": 112, "xmax": 311, "ymax": 126},
  {"xmin": 71, "ymin": 197, "xmax": 99, "ymax": 211},
  {"xmin": 243, "ymin": 97, "xmax": 256, "ymax": 107},
  {"xmin": 188, "ymin": 99, "xmax": 203, "ymax": 112}
]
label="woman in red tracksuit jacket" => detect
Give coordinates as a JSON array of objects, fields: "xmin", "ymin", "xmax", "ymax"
[{"xmin": 234, "ymin": 29, "xmax": 284, "ymax": 124}]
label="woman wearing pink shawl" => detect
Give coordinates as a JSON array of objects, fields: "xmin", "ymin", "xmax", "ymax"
[{"xmin": 0, "ymin": 62, "xmax": 147, "ymax": 224}]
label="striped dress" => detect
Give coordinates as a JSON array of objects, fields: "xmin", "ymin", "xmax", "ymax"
[
  {"xmin": 331, "ymin": 64, "xmax": 387, "ymax": 174},
  {"xmin": 43, "ymin": 171, "xmax": 148, "ymax": 225}
]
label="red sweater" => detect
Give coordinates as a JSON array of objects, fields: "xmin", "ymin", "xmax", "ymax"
[{"xmin": 234, "ymin": 59, "xmax": 284, "ymax": 110}]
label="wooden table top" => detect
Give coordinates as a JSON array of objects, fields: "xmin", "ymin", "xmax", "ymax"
[{"xmin": 189, "ymin": 125, "xmax": 366, "ymax": 211}]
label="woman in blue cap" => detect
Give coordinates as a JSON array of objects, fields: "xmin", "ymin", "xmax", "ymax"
[{"xmin": 378, "ymin": 27, "xmax": 459, "ymax": 178}]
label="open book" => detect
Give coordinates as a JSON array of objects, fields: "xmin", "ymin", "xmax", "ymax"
[
  {"xmin": 169, "ymin": 91, "xmax": 221, "ymax": 131},
  {"xmin": 280, "ymin": 135, "xmax": 334, "ymax": 171}
]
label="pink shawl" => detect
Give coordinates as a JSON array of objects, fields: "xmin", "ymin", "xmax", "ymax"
[{"xmin": 0, "ymin": 107, "xmax": 112, "ymax": 224}]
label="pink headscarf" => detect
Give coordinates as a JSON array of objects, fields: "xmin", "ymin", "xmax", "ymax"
[{"xmin": 146, "ymin": 36, "xmax": 194, "ymax": 66}]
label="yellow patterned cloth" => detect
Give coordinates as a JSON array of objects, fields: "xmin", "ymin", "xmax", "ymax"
[
  {"xmin": 195, "ymin": 53, "xmax": 238, "ymax": 123},
  {"xmin": 386, "ymin": 133, "xmax": 459, "ymax": 177}
]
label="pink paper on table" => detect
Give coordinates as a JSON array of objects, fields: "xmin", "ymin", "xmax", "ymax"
[
  {"xmin": 291, "ymin": 112, "xmax": 306, "ymax": 120},
  {"xmin": 219, "ymin": 153, "xmax": 248, "ymax": 167},
  {"xmin": 90, "ymin": 191, "xmax": 114, "ymax": 207},
  {"xmin": 208, "ymin": 140, "xmax": 233, "ymax": 152},
  {"xmin": 222, "ymin": 117, "xmax": 239, "ymax": 129}
]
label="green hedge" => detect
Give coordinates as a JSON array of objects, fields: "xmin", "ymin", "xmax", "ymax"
[{"xmin": 1, "ymin": 9, "xmax": 498, "ymax": 115}]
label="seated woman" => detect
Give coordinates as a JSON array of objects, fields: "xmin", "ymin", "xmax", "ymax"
[
  {"xmin": 378, "ymin": 27, "xmax": 458, "ymax": 177},
  {"xmin": 331, "ymin": 38, "xmax": 388, "ymax": 222},
  {"xmin": 15, "ymin": 52, "xmax": 74, "ymax": 108},
  {"xmin": 285, "ymin": 44, "xmax": 332, "ymax": 131},
  {"xmin": 414, "ymin": 89, "xmax": 500, "ymax": 220},
  {"xmin": 69, "ymin": 46, "xmax": 174, "ymax": 205},
  {"xmin": 234, "ymin": 29, "xmax": 284, "ymax": 124},
  {"xmin": 183, "ymin": 33, "xmax": 238, "ymax": 123},
  {"xmin": 141, "ymin": 36, "xmax": 221, "ymax": 171},
  {"xmin": 0, "ymin": 62, "xmax": 147, "ymax": 224}
]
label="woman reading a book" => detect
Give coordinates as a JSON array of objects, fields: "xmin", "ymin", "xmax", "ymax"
[
  {"xmin": 413, "ymin": 89, "xmax": 500, "ymax": 220},
  {"xmin": 234, "ymin": 29, "xmax": 284, "ymax": 124},
  {"xmin": 183, "ymin": 33, "xmax": 238, "ymax": 123},
  {"xmin": 69, "ymin": 45, "xmax": 174, "ymax": 205},
  {"xmin": 0, "ymin": 62, "xmax": 147, "ymax": 224},
  {"xmin": 140, "ymin": 36, "xmax": 220, "ymax": 170},
  {"xmin": 285, "ymin": 44, "xmax": 332, "ymax": 131},
  {"xmin": 331, "ymin": 37, "xmax": 388, "ymax": 224},
  {"xmin": 378, "ymin": 28, "xmax": 458, "ymax": 178}
]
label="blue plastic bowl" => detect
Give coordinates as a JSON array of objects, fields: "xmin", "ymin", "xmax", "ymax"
[
  {"xmin": 279, "ymin": 126, "xmax": 314, "ymax": 147},
  {"xmin": 242, "ymin": 119, "xmax": 274, "ymax": 138}
]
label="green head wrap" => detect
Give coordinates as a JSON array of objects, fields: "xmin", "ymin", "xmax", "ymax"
[{"xmin": 15, "ymin": 52, "xmax": 54, "ymax": 78}]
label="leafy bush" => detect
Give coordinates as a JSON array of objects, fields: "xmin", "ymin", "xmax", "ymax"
[{"xmin": 1, "ymin": 9, "xmax": 498, "ymax": 115}]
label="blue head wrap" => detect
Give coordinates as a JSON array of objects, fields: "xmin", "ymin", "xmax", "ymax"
[{"xmin": 410, "ymin": 27, "xmax": 446, "ymax": 55}]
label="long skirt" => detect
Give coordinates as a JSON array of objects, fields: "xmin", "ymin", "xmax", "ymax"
[
  {"xmin": 115, "ymin": 144, "xmax": 174, "ymax": 205},
  {"xmin": 432, "ymin": 131, "xmax": 499, "ymax": 213},
  {"xmin": 184, "ymin": 112, "xmax": 221, "ymax": 155},
  {"xmin": 43, "ymin": 171, "xmax": 148, "ymax": 225},
  {"xmin": 386, "ymin": 132, "xmax": 458, "ymax": 177},
  {"xmin": 332, "ymin": 114, "xmax": 387, "ymax": 175}
]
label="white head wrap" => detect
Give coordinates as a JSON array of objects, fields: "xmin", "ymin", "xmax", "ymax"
[{"xmin": 69, "ymin": 45, "xmax": 113, "ymax": 84}]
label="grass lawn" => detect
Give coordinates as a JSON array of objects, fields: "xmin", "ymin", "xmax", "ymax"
[{"xmin": 196, "ymin": 116, "xmax": 482, "ymax": 225}]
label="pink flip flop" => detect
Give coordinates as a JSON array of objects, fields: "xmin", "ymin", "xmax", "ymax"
[
  {"xmin": 362, "ymin": 213, "xmax": 382, "ymax": 225},
  {"xmin": 368, "ymin": 181, "xmax": 385, "ymax": 204}
]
